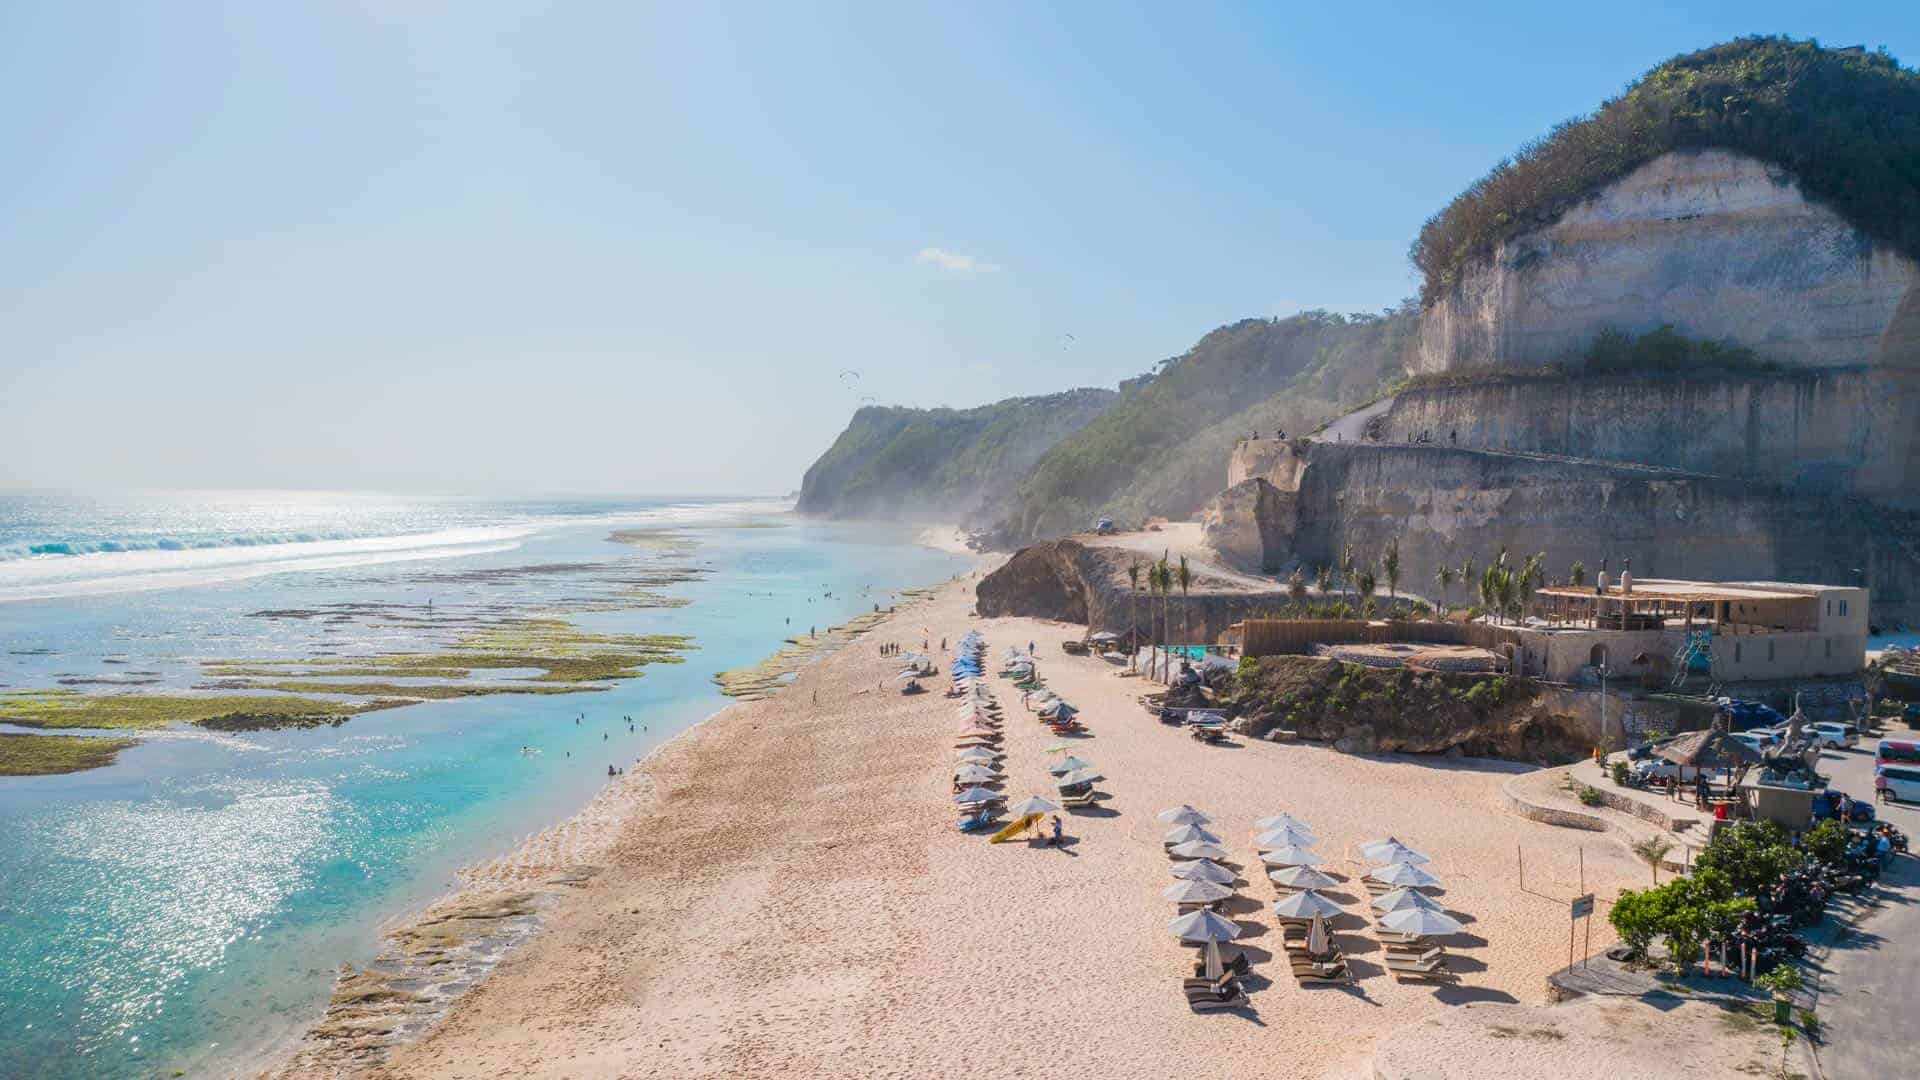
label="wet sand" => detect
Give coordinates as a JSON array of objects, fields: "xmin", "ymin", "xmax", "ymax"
[{"xmin": 285, "ymin": 567, "xmax": 1643, "ymax": 1080}]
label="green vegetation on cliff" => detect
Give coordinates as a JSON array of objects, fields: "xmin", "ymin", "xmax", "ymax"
[
  {"xmin": 1414, "ymin": 37, "xmax": 1920, "ymax": 305},
  {"xmin": 1404, "ymin": 324, "xmax": 1786, "ymax": 389},
  {"xmin": 796, "ymin": 388, "xmax": 1117, "ymax": 523},
  {"xmin": 998, "ymin": 308, "xmax": 1414, "ymax": 540}
]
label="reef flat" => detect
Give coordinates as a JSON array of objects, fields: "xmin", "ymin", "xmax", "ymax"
[
  {"xmin": 0, "ymin": 689, "xmax": 398, "ymax": 731},
  {"xmin": 0, "ymin": 732, "xmax": 138, "ymax": 776}
]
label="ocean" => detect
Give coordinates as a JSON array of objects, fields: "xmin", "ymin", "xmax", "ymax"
[{"xmin": 0, "ymin": 492, "xmax": 972, "ymax": 1079}]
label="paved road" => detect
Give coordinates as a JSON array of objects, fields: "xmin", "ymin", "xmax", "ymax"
[{"xmin": 1801, "ymin": 735, "xmax": 1920, "ymax": 1079}]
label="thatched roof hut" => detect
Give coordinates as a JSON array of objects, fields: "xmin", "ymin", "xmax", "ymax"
[{"xmin": 1657, "ymin": 727, "xmax": 1764, "ymax": 772}]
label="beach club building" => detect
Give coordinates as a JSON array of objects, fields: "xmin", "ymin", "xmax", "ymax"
[{"xmin": 1515, "ymin": 578, "xmax": 1868, "ymax": 686}]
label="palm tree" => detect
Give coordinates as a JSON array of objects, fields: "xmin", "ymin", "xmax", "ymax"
[
  {"xmin": 1519, "ymin": 552, "xmax": 1546, "ymax": 620},
  {"xmin": 1357, "ymin": 569, "xmax": 1378, "ymax": 617},
  {"xmin": 1146, "ymin": 561, "xmax": 1163, "ymax": 676},
  {"xmin": 1339, "ymin": 544, "xmax": 1357, "ymax": 606},
  {"xmin": 1569, "ymin": 560, "xmax": 1586, "ymax": 588},
  {"xmin": 1314, "ymin": 564, "xmax": 1333, "ymax": 604},
  {"xmin": 1286, "ymin": 568, "xmax": 1308, "ymax": 610},
  {"xmin": 1434, "ymin": 564, "xmax": 1456, "ymax": 614},
  {"xmin": 1177, "ymin": 555, "xmax": 1193, "ymax": 659},
  {"xmin": 1382, "ymin": 537, "xmax": 1402, "ymax": 611},
  {"xmin": 1632, "ymin": 836, "xmax": 1673, "ymax": 885},
  {"xmin": 1126, "ymin": 561, "xmax": 1143, "ymax": 670}
]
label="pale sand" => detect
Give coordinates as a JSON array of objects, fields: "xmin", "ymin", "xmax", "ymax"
[{"xmin": 325, "ymin": 570, "xmax": 1642, "ymax": 1080}]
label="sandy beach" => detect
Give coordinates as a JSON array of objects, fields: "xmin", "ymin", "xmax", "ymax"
[{"xmin": 285, "ymin": 565, "xmax": 1649, "ymax": 1080}]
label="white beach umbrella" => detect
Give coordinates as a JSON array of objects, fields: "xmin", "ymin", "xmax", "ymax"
[
  {"xmin": 1048, "ymin": 755, "xmax": 1093, "ymax": 776},
  {"xmin": 1168, "ymin": 839, "xmax": 1230, "ymax": 861},
  {"xmin": 1157, "ymin": 804, "xmax": 1214, "ymax": 826},
  {"xmin": 1162, "ymin": 823, "xmax": 1222, "ymax": 847},
  {"xmin": 953, "ymin": 786, "xmax": 1002, "ymax": 805},
  {"xmin": 1056, "ymin": 767, "xmax": 1102, "ymax": 788},
  {"xmin": 1267, "ymin": 865, "xmax": 1339, "ymax": 891},
  {"xmin": 1305, "ymin": 912, "xmax": 1331, "ymax": 957},
  {"xmin": 1170, "ymin": 858, "xmax": 1236, "ymax": 884},
  {"xmin": 1271, "ymin": 888, "xmax": 1343, "ymax": 920},
  {"xmin": 1257, "ymin": 845, "xmax": 1325, "ymax": 867},
  {"xmin": 1252, "ymin": 825, "xmax": 1317, "ymax": 851},
  {"xmin": 1168, "ymin": 906, "xmax": 1242, "ymax": 980},
  {"xmin": 953, "ymin": 737, "xmax": 996, "ymax": 749},
  {"xmin": 1254, "ymin": 812, "xmax": 1312, "ymax": 832},
  {"xmin": 1360, "ymin": 837, "xmax": 1431, "ymax": 865},
  {"xmin": 1007, "ymin": 795, "xmax": 1060, "ymax": 817},
  {"xmin": 953, "ymin": 764, "xmax": 1000, "ymax": 784},
  {"xmin": 1043, "ymin": 741, "xmax": 1074, "ymax": 754},
  {"xmin": 1371, "ymin": 887, "xmax": 1444, "ymax": 913},
  {"xmin": 1368, "ymin": 861, "xmax": 1443, "ymax": 889},
  {"xmin": 1163, "ymin": 878, "xmax": 1234, "ymax": 905},
  {"xmin": 1379, "ymin": 906, "xmax": 1465, "ymax": 938},
  {"xmin": 954, "ymin": 729, "xmax": 998, "ymax": 742},
  {"xmin": 955, "ymin": 746, "xmax": 998, "ymax": 763}
]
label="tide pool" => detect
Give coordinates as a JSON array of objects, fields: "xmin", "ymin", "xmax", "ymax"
[{"xmin": 0, "ymin": 500, "xmax": 970, "ymax": 1079}]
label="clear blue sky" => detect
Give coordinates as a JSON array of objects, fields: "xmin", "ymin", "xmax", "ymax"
[{"xmin": 2, "ymin": 2, "xmax": 1912, "ymax": 494}]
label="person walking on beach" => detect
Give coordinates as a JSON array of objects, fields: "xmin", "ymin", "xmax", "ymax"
[{"xmin": 1049, "ymin": 815, "xmax": 1063, "ymax": 847}]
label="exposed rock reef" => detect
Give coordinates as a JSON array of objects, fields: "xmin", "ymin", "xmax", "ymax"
[
  {"xmin": 1416, "ymin": 150, "xmax": 1920, "ymax": 376},
  {"xmin": 795, "ymin": 389, "xmax": 1117, "ymax": 525}
]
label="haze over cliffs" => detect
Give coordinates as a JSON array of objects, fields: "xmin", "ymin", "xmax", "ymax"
[
  {"xmin": 797, "ymin": 37, "xmax": 1920, "ymax": 616},
  {"xmin": 794, "ymin": 389, "xmax": 1116, "ymax": 525}
]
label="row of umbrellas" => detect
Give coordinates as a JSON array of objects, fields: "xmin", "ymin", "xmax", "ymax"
[{"xmin": 951, "ymin": 633, "xmax": 1003, "ymax": 812}]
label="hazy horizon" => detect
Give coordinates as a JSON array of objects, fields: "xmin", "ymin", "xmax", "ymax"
[{"xmin": 4, "ymin": 3, "xmax": 1913, "ymax": 495}]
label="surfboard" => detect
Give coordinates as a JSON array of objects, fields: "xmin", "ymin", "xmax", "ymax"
[{"xmin": 989, "ymin": 813, "xmax": 1042, "ymax": 843}]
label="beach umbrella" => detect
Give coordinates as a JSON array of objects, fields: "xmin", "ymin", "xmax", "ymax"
[
  {"xmin": 1252, "ymin": 825, "xmax": 1317, "ymax": 851},
  {"xmin": 1157, "ymin": 804, "xmax": 1213, "ymax": 826},
  {"xmin": 956, "ymin": 746, "xmax": 998, "ymax": 763},
  {"xmin": 1368, "ymin": 861, "xmax": 1442, "ymax": 889},
  {"xmin": 1271, "ymin": 888, "xmax": 1342, "ymax": 920},
  {"xmin": 1168, "ymin": 839, "xmax": 1230, "ymax": 861},
  {"xmin": 953, "ymin": 764, "xmax": 999, "ymax": 784},
  {"xmin": 1170, "ymin": 858, "xmax": 1235, "ymax": 884},
  {"xmin": 1360, "ymin": 837, "xmax": 1431, "ymax": 865},
  {"xmin": 895, "ymin": 671, "xmax": 923, "ymax": 682},
  {"xmin": 1048, "ymin": 755, "xmax": 1093, "ymax": 776},
  {"xmin": 953, "ymin": 786, "xmax": 1002, "ymax": 805},
  {"xmin": 1257, "ymin": 844, "xmax": 1324, "ymax": 867},
  {"xmin": 1162, "ymin": 878, "xmax": 1234, "ymax": 905},
  {"xmin": 1167, "ymin": 907, "xmax": 1242, "ymax": 980},
  {"xmin": 1089, "ymin": 631, "xmax": 1121, "ymax": 643},
  {"xmin": 1043, "ymin": 742, "xmax": 1074, "ymax": 754},
  {"xmin": 1162, "ymin": 823, "xmax": 1222, "ymax": 847},
  {"xmin": 1253, "ymin": 812, "xmax": 1312, "ymax": 833},
  {"xmin": 1007, "ymin": 794, "xmax": 1060, "ymax": 817},
  {"xmin": 1056, "ymin": 767, "xmax": 1102, "ymax": 788},
  {"xmin": 1379, "ymin": 905, "xmax": 1464, "ymax": 937},
  {"xmin": 1371, "ymin": 887, "xmax": 1444, "ymax": 913},
  {"xmin": 1305, "ymin": 912, "xmax": 1331, "ymax": 957},
  {"xmin": 1267, "ymin": 865, "xmax": 1339, "ymax": 891},
  {"xmin": 954, "ymin": 738, "xmax": 997, "ymax": 749},
  {"xmin": 955, "ymin": 728, "xmax": 997, "ymax": 741}
]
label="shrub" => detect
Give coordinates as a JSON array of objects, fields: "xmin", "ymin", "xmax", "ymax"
[
  {"xmin": 1576, "ymin": 784, "xmax": 1604, "ymax": 807},
  {"xmin": 1413, "ymin": 38, "xmax": 1920, "ymax": 307},
  {"xmin": 1692, "ymin": 820, "xmax": 1802, "ymax": 896},
  {"xmin": 1610, "ymin": 759, "xmax": 1631, "ymax": 786}
]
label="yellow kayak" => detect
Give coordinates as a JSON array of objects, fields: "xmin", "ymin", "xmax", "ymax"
[{"xmin": 989, "ymin": 813, "xmax": 1043, "ymax": 843}]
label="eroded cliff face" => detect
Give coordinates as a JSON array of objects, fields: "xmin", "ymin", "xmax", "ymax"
[
  {"xmin": 1416, "ymin": 150, "xmax": 1920, "ymax": 375},
  {"xmin": 1379, "ymin": 368, "xmax": 1919, "ymax": 504},
  {"xmin": 1226, "ymin": 442, "xmax": 1920, "ymax": 623},
  {"xmin": 1200, "ymin": 478, "xmax": 1293, "ymax": 571}
]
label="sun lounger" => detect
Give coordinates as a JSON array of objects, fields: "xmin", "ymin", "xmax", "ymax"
[
  {"xmin": 1059, "ymin": 791, "xmax": 1096, "ymax": 808},
  {"xmin": 1182, "ymin": 975, "xmax": 1247, "ymax": 1012},
  {"xmin": 958, "ymin": 811, "xmax": 996, "ymax": 832},
  {"xmin": 1189, "ymin": 951, "xmax": 1251, "ymax": 978}
]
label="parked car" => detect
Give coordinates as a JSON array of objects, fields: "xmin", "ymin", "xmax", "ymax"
[
  {"xmin": 1813, "ymin": 789, "xmax": 1877, "ymax": 823},
  {"xmin": 1731, "ymin": 731, "xmax": 1780, "ymax": 754},
  {"xmin": 1808, "ymin": 722, "xmax": 1859, "ymax": 750}
]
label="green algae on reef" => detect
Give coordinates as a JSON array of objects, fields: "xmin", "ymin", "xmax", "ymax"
[
  {"xmin": 0, "ymin": 732, "xmax": 138, "ymax": 776},
  {"xmin": 0, "ymin": 689, "xmax": 395, "ymax": 731}
]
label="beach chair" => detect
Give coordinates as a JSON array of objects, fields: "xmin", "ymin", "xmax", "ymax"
[
  {"xmin": 958, "ymin": 811, "xmax": 996, "ymax": 832},
  {"xmin": 1189, "ymin": 950, "xmax": 1251, "ymax": 979},
  {"xmin": 1059, "ymin": 790, "xmax": 1097, "ymax": 809},
  {"xmin": 1182, "ymin": 975, "xmax": 1247, "ymax": 1012}
]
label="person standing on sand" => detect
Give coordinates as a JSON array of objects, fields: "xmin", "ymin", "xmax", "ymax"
[{"xmin": 1049, "ymin": 816, "xmax": 1063, "ymax": 846}]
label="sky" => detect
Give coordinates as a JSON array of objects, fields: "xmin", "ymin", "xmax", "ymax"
[{"xmin": 1, "ymin": 2, "xmax": 1914, "ymax": 496}]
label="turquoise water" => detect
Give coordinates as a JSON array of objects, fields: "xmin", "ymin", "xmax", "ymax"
[{"xmin": 0, "ymin": 494, "xmax": 970, "ymax": 1078}]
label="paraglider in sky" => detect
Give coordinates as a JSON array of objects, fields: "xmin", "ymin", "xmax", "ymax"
[{"xmin": 1061, "ymin": 333, "xmax": 1076, "ymax": 351}]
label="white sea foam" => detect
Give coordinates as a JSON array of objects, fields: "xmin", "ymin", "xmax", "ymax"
[{"xmin": 0, "ymin": 498, "xmax": 792, "ymax": 604}]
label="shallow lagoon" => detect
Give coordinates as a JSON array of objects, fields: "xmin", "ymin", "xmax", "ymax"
[{"xmin": 0, "ymin": 503, "xmax": 970, "ymax": 1078}]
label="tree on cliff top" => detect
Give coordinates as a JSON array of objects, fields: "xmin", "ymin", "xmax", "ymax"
[{"xmin": 1413, "ymin": 37, "xmax": 1920, "ymax": 306}]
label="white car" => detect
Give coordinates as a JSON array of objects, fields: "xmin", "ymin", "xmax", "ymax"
[
  {"xmin": 1808, "ymin": 722, "xmax": 1858, "ymax": 750},
  {"xmin": 1731, "ymin": 731, "xmax": 1779, "ymax": 754}
]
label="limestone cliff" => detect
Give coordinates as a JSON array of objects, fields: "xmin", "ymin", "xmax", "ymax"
[{"xmin": 1416, "ymin": 150, "xmax": 1920, "ymax": 375}]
